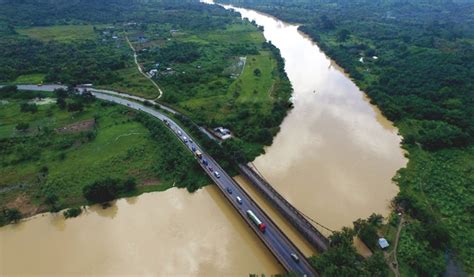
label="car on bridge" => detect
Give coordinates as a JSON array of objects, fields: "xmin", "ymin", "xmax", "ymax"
[
  {"xmin": 214, "ymin": 171, "xmax": 221, "ymax": 178},
  {"xmin": 290, "ymin": 253, "xmax": 300, "ymax": 263},
  {"xmin": 236, "ymin": 196, "xmax": 242, "ymax": 204},
  {"xmin": 226, "ymin": 187, "xmax": 232, "ymax": 194}
]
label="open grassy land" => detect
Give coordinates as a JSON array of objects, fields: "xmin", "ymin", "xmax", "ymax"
[
  {"xmin": 97, "ymin": 67, "xmax": 160, "ymax": 99},
  {"xmin": 16, "ymin": 25, "xmax": 99, "ymax": 42},
  {"xmin": 129, "ymin": 20, "xmax": 292, "ymax": 159},
  {"xmin": 0, "ymin": 1, "xmax": 293, "ymax": 161},
  {"xmin": 12, "ymin": 73, "xmax": 46, "ymax": 85},
  {"xmin": 0, "ymin": 88, "xmax": 208, "ymax": 225}
]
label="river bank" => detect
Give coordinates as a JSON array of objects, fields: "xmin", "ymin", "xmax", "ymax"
[{"xmin": 215, "ymin": 0, "xmax": 474, "ymax": 274}]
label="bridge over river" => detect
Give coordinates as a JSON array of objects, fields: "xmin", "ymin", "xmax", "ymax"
[{"xmin": 89, "ymin": 90, "xmax": 320, "ymax": 276}]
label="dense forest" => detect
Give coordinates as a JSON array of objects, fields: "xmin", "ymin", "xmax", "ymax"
[{"xmin": 220, "ymin": 0, "xmax": 474, "ymax": 275}]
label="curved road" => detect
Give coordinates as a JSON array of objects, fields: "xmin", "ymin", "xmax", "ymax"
[{"xmin": 89, "ymin": 91, "xmax": 317, "ymax": 276}]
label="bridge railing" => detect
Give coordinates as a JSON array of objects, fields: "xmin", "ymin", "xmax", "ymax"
[{"xmin": 238, "ymin": 164, "xmax": 330, "ymax": 252}]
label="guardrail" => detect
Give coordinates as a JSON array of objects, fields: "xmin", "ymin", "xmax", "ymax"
[{"xmin": 238, "ymin": 164, "xmax": 330, "ymax": 253}]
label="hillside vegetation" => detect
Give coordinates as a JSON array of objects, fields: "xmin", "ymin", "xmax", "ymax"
[
  {"xmin": 0, "ymin": 86, "xmax": 208, "ymax": 226},
  {"xmin": 0, "ymin": 0, "xmax": 293, "ymax": 160}
]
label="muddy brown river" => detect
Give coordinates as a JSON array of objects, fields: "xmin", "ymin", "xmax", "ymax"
[{"xmin": 0, "ymin": 2, "xmax": 406, "ymax": 275}]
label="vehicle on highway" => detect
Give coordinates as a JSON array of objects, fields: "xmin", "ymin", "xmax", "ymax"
[
  {"xmin": 202, "ymin": 159, "xmax": 208, "ymax": 166},
  {"xmin": 214, "ymin": 171, "xmax": 221, "ymax": 178},
  {"xmin": 226, "ymin": 187, "xmax": 232, "ymax": 194},
  {"xmin": 290, "ymin": 253, "xmax": 300, "ymax": 263},
  {"xmin": 127, "ymin": 103, "xmax": 130, "ymax": 107},
  {"xmin": 195, "ymin": 150, "xmax": 203, "ymax": 159},
  {"xmin": 208, "ymin": 166, "xmax": 213, "ymax": 171},
  {"xmin": 182, "ymin": 136, "xmax": 188, "ymax": 143},
  {"xmin": 246, "ymin": 210, "xmax": 266, "ymax": 233},
  {"xmin": 191, "ymin": 146, "xmax": 196, "ymax": 152},
  {"xmin": 236, "ymin": 196, "xmax": 242, "ymax": 204},
  {"xmin": 177, "ymin": 130, "xmax": 182, "ymax": 135}
]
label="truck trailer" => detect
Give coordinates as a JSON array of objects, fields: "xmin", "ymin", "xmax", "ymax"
[{"xmin": 246, "ymin": 210, "xmax": 266, "ymax": 233}]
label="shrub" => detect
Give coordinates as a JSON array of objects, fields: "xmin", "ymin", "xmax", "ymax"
[
  {"xmin": 82, "ymin": 177, "xmax": 137, "ymax": 203},
  {"xmin": 20, "ymin": 103, "xmax": 38, "ymax": 113},
  {"xmin": 83, "ymin": 177, "xmax": 120, "ymax": 203},
  {"xmin": 2, "ymin": 208, "xmax": 22, "ymax": 223},
  {"xmin": 63, "ymin": 207, "xmax": 82, "ymax": 218},
  {"xmin": 15, "ymin": 122, "xmax": 29, "ymax": 131}
]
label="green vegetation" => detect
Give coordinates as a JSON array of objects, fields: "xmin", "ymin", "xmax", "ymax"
[
  {"xmin": 0, "ymin": 208, "xmax": 22, "ymax": 225},
  {"xmin": 310, "ymin": 217, "xmax": 388, "ymax": 276},
  {"xmin": 13, "ymin": 73, "xmax": 46, "ymax": 85},
  {"xmin": 97, "ymin": 67, "xmax": 159, "ymax": 99},
  {"xmin": 135, "ymin": 113, "xmax": 210, "ymax": 192},
  {"xmin": 17, "ymin": 25, "xmax": 98, "ymax": 42},
  {"xmin": 83, "ymin": 177, "xmax": 136, "ymax": 204},
  {"xmin": 220, "ymin": 0, "xmax": 474, "ymax": 274},
  {"xmin": 0, "ymin": 0, "xmax": 293, "ymax": 160},
  {"xmin": 63, "ymin": 207, "xmax": 82, "ymax": 218},
  {"xmin": 129, "ymin": 20, "xmax": 292, "ymax": 159},
  {"xmin": 0, "ymin": 86, "xmax": 206, "ymax": 225}
]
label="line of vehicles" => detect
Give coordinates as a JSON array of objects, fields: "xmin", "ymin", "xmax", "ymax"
[{"xmin": 162, "ymin": 118, "xmax": 301, "ymax": 265}]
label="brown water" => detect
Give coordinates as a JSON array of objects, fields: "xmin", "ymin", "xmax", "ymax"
[
  {"xmin": 1, "ymin": 3, "xmax": 407, "ymax": 275},
  {"xmin": 0, "ymin": 186, "xmax": 283, "ymax": 276},
  {"xmin": 221, "ymin": 4, "xmax": 407, "ymax": 232}
]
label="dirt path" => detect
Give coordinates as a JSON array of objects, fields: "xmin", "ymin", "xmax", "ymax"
[
  {"xmin": 125, "ymin": 36, "xmax": 163, "ymax": 100},
  {"xmin": 385, "ymin": 216, "xmax": 404, "ymax": 277}
]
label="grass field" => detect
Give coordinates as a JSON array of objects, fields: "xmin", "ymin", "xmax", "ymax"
[
  {"xmin": 17, "ymin": 25, "xmax": 99, "ymax": 42},
  {"xmin": 0, "ymin": 98, "xmax": 201, "ymax": 217},
  {"xmin": 233, "ymin": 52, "xmax": 276, "ymax": 105},
  {"xmin": 135, "ymin": 22, "xmax": 279, "ymax": 121},
  {"xmin": 98, "ymin": 67, "xmax": 160, "ymax": 99},
  {"xmin": 120, "ymin": 20, "xmax": 292, "ymax": 159},
  {"xmin": 12, "ymin": 73, "xmax": 46, "ymax": 85}
]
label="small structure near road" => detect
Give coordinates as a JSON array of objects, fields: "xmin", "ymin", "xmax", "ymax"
[
  {"xmin": 212, "ymin": 127, "xmax": 232, "ymax": 140},
  {"xmin": 147, "ymin": 69, "xmax": 158, "ymax": 78},
  {"xmin": 378, "ymin": 238, "xmax": 390, "ymax": 250}
]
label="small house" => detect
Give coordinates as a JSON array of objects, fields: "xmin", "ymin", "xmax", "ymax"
[{"xmin": 213, "ymin": 127, "xmax": 232, "ymax": 140}]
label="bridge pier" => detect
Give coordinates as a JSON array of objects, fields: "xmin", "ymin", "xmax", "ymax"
[{"xmin": 238, "ymin": 164, "xmax": 330, "ymax": 253}]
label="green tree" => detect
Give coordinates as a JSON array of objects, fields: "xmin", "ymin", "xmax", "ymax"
[
  {"xmin": 63, "ymin": 207, "xmax": 82, "ymax": 218},
  {"xmin": 44, "ymin": 193, "xmax": 60, "ymax": 212},
  {"xmin": 2, "ymin": 208, "xmax": 22, "ymax": 223},
  {"xmin": 337, "ymin": 29, "xmax": 350, "ymax": 42},
  {"xmin": 253, "ymin": 68, "xmax": 261, "ymax": 77},
  {"xmin": 123, "ymin": 177, "xmax": 137, "ymax": 192},
  {"xmin": 15, "ymin": 122, "xmax": 29, "ymax": 131},
  {"xmin": 83, "ymin": 177, "xmax": 121, "ymax": 203},
  {"xmin": 20, "ymin": 103, "xmax": 38, "ymax": 113}
]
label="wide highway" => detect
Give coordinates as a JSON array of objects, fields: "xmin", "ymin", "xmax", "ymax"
[{"xmin": 89, "ymin": 90, "xmax": 317, "ymax": 276}]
